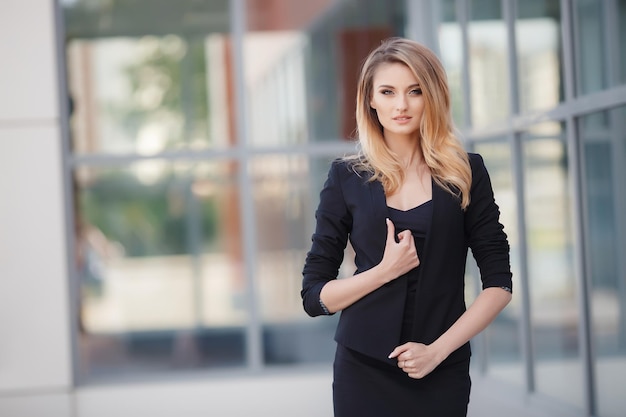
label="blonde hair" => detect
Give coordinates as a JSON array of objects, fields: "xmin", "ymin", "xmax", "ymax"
[{"xmin": 349, "ymin": 37, "xmax": 471, "ymax": 209}]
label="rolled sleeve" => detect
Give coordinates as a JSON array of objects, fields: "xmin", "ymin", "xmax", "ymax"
[
  {"xmin": 301, "ymin": 161, "xmax": 352, "ymax": 317},
  {"xmin": 465, "ymin": 154, "xmax": 513, "ymax": 292}
]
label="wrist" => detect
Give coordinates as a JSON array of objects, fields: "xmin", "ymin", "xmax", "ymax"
[
  {"xmin": 372, "ymin": 262, "xmax": 394, "ymax": 284},
  {"xmin": 429, "ymin": 339, "xmax": 453, "ymax": 363}
]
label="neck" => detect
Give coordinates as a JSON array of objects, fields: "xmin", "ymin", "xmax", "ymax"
[{"xmin": 384, "ymin": 132, "xmax": 423, "ymax": 169}]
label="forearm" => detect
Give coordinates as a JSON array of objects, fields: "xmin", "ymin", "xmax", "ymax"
[
  {"xmin": 320, "ymin": 264, "xmax": 392, "ymax": 313},
  {"xmin": 318, "ymin": 218, "xmax": 419, "ymax": 314},
  {"xmin": 430, "ymin": 287, "xmax": 512, "ymax": 361}
]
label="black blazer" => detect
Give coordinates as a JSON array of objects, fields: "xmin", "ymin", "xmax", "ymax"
[{"xmin": 301, "ymin": 153, "xmax": 512, "ymax": 366}]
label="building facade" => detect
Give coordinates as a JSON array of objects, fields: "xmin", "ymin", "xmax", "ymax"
[{"xmin": 0, "ymin": 0, "xmax": 625, "ymax": 416}]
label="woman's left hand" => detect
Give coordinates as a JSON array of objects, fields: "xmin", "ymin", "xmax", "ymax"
[{"xmin": 388, "ymin": 342, "xmax": 444, "ymax": 379}]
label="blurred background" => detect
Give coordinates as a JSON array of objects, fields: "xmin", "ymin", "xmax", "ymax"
[{"xmin": 0, "ymin": 0, "xmax": 625, "ymax": 416}]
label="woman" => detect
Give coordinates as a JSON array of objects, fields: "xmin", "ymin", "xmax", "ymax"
[{"xmin": 301, "ymin": 38, "xmax": 513, "ymax": 416}]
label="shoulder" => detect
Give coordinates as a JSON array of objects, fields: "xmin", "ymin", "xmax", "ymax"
[
  {"xmin": 329, "ymin": 157, "xmax": 370, "ymax": 182},
  {"xmin": 467, "ymin": 152, "xmax": 489, "ymax": 183},
  {"xmin": 465, "ymin": 153, "xmax": 496, "ymax": 207},
  {"xmin": 330, "ymin": 157, "xmax": 351, "ymax": 172},
  {"xmin": 467, "ymin": 152, "xmax": 486, "ymax": 170}
]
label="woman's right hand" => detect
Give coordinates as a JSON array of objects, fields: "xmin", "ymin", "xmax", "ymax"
[
  {"xmin": 378, "ymin": 218, "xmax": 420, "ymax": 282},
  {"xmin": 317, "ymin": 218, "xmax": 420, "ymax": 313}
]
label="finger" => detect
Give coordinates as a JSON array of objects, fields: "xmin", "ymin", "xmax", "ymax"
[
  {"xmin": 388, "ymin": 343, "xmax": 410, "ymax": 359},
  {"xmin": 397, "ymin": 229, "xmax": 413, "ymax": 243}
]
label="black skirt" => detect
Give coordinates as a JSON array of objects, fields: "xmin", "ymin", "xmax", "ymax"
[{"xmin": 333, "ymin": 344, "xmax": 471, "ymax": 417}]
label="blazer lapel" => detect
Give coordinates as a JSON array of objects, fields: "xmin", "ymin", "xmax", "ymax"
[
  {"xmin": 368, "ymin": 179, "xmax": 387, "ymax": 220},
  {"xmin": 422, "ymin": 178, "xmax": 443, "ymax": 259}
]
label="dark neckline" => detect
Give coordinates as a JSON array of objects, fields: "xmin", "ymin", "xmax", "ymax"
[{"xmin": 387, "ymin": 199, "xmax": 433, "ymax": 213}]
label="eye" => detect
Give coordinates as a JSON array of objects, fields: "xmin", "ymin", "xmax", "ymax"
[
  {"xmin": 410, "ymin": 88, "xmax": 423, "ymax": 95},
  {"xmin": 380, "ymin": 89, "xmax": 394, "ymax": 95}
]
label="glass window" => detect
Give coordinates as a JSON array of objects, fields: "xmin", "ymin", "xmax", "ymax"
[
  {"xmin": 473, "ymin": 139, "xmax": 524, "ymax": 387},
  {"xmin": 522, "ymin": 122, "xmax": 584, "ymax": 409},
  {"xmin": 64, "ymin": 0, "xmax": 410, "ymax": 381},
  {"xmin": 468, "ymin": 0, "xmax": 510, "ymax": 128},
  {"xmin": 64, "ymin": 0, "xmax": 245, "ymax": 381},
  {"xmin": 579, "ymin": 106, "xmax": 626, "ymax": 417},
  {"xmin": 437, "ymin": 0, "xmax": 466, "ymax": 128},
  {"xmin": 251, "ymin": 155, "xmax": 342, "ymax": 364},
  {"xmin": 516, "ymin": 0, "xmax": 563, "ymax": 113},
  {"xmin": 619, "ymin": 0, "xmax": 626, "ymax": 84},
  {"xmin": 574, "ymin": 0, "xmax": 606, "ymax": 95},
  {"xmin": 244, "ymin": 0, "xmax": 407, "ymax": 145},
  {"xmin": 75, "ymin": 161, "xmax": 246, "ymax": 379},
  {"xmin": 65, "ymin": 2, "xmax": 233, "ymax": 154}
]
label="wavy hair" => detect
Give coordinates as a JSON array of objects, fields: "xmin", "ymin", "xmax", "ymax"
[{"xmin": 348, "ymin": 37, "xmax": 471, "ymax": 209}]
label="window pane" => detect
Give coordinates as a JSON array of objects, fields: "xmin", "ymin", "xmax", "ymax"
[
  {"xmin": 516, "ymin": 0, "xmax": 563, "ymax": 113},
  {"xmin": 473, "ymin": 140, "xmax": 524, "ymax": 387},
  {"xmin": 620, "ymin": 0, "xmax": 626, "ymax": 84},
  {"xmin": 244, "ymin": 0, "xmax": 407, "ymax": 145},
  {"xmin": 438, "ymin": 0, "xmax": 466, "ymax": 128},
  {"xmin": 579, "ymin": 106, "xmax": 626, "ymax": 417},
  {"xmin": 64, "ymin": 1, "xmax": 233, "ymax": 154},
  {"xmin": 468, "ymin": 0, "xmax": 510, "ymax": 128},
  {"xmin": 75, "ymin": 161, "xmax": 246, "ymax": 379},
  {"xmin": 522, "ymin": 123, "xmax": 583, "ymax": 409},
  {"xmin": 575, "ymin": 0, "xmax": 606, "ymax": 94},
  {"xmin": 251, "ymin": 155, "xmax": 343, "ymax": 364}
]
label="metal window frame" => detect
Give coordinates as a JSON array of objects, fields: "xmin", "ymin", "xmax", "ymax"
[
  {"xmin": 502, "ymin": 0, "xmax": 536, "ymax": 395},
  {"xmin": 53, "ymin": 0, "xmax": 82, "ymax": 388},
  {"xmin": 561, "ymin": 0, "xmax": 597, "ymax": 414},
  {"xmin": 230, "ymin": 0, "xmax": 262, "ymax": 371}
]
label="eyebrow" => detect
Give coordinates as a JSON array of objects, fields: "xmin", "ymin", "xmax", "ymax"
[{"xmin": 376, "ymin": 83, "xmax": 421, "ymax": 89}]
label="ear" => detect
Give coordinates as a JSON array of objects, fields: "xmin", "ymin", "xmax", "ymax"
[{"xmin": 369, "ymin": 99, "xmax": 376, "ymax": 109}]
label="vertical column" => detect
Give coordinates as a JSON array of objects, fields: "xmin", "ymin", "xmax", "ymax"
[
  {"xmin": 405, "ymin": 0, "xmax": 438, "ymax": 52},
  {"xmin": 230, "ymin": 0, "xmax": 263, "ymax": 371},
  {"xmin": 560, "ymin": 0, "xmax": 597, "ymax": 415},
  {"xmin": 0, "ymin": 0, "xmax": 73, "ymax": 415},
  {"xmin": 503, "ymin": 0, "xmax": 535, "ymax": 394},
  {"xmin": 457, "ymin": 0, "xmax": 472, "ymax": 132}
]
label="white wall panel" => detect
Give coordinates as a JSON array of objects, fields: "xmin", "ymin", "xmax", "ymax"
[
  {"xmin": 0, "ymin": 0, "xmax": 59, "ymax": 121},
  {"xmin": 0, "ymin": 125, "xmax": 72, "ymax": 391},
  {"xmin": 0, "ymin": 392, "xmax": 72, "ymax": 417}
]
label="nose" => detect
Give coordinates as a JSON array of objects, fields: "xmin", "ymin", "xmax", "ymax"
[{"xmin": 395, "ymin": 94, "xmax": 408, "ymax": 111}]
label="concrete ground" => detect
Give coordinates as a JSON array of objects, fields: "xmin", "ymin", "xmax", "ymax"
[{"xmin": 0, "ymin": 367, "xmax": 588, "ymax": 417}]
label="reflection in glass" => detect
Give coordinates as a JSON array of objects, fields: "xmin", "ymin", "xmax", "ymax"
[
  {"xmin": 610, "ymin": 0, "xmax": 626, "ymax": 85},
  {"xmin": 468, "ymin": 0, "xmax": 510, "ymax": 128},
  {"xmin": 516, "ymin": 0, "xmax": 562, "ymax": 113},
  {"xmin": 251, "ymin": 155, "xmax": 343, "ymax": 364},
  {"xmin": 65, "ymin": 10, "xmax": 232, "ymax": 154},
  {"xmin": 244, "ymin": 0, "xmax": 406, "ymax": 144},
  {"xmin": 575, "ymin": 0, "xmax": 606, "ymax": 95},
  {"xmin": 75, "ymin": 161, "xmax": 246, "ymax": 379},
  {"xmin": 245, "ymin": 32, "xmax": 309, "ymax": 147},
  {"xmin": 437, "ymin": 0, "xmax": 466, "ymax": 127},
  {"xmin": 580, "ymin": 106, "xmax": 626, "ymax": 417},
  {"xmin": 522, "ymin": 123, "xmax": 583, "ymax": 409},
  {"xmin": 473, "ymin": 140, "xmax": 523, "ymax": 387}
]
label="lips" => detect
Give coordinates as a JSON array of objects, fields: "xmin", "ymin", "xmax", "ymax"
[{"xmin": 393, "ymin": 116, "xmax": 412, "ymax": 123}]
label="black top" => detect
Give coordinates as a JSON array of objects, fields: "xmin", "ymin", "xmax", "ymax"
[{"xmin": 387, "ymin": 200, "xmax": 433, "ymax": 343}]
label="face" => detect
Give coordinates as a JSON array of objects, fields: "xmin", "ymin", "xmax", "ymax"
[{"xmin": 369, "ymin": 62, "xmax": 424, "ymax": 139}]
